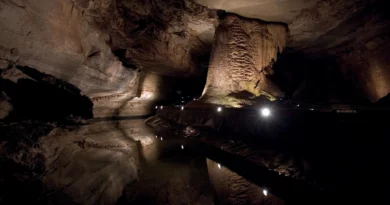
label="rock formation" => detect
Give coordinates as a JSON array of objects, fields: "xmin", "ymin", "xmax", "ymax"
[
  {"xmin": 201, "ymin": 14, "xmax": 287, "ymax": 107},
  {"xmin": 0, "ymin": 0, "xmax": 218, "ymax": 118}
]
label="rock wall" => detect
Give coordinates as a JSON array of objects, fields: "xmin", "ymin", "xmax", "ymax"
[
  {"xmin": 340, "ymin": 41, "xmax": 390, "ymax": 102},
  {"xmin": 0, "ymin": 0, "xmax": 198, "ymax": 118},
  {"xmin": 201, "ymin": 14, "xmax": 287, "ymax": 107}
]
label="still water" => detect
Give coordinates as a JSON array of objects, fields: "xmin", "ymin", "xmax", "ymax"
[{"xmin": 43, "ymin": 119, "xmax": 284, "ymax": 205}]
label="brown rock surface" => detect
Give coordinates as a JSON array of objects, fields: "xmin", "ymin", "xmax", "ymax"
[
  {"xmin": 0, "ymin": 0, "xmax": 216, "ymax": 117},
  {"xmin": 1, "ymin": 0, "xmax": 389, "ymax": 113},
  {"xmin": 195, "ymin": 0, "xmax": 390, "ymax": 102},
  {"xmin": 201, "ymin": 14, "xmax": 286, "ymax": 106}
]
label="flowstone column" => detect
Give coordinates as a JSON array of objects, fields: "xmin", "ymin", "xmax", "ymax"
[{"xmin": 201, "ymin": 14, "xmax": 287, "ymax": 107}]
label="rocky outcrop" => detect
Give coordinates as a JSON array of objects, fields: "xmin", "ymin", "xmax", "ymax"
[
  {"xmin": 0, "ymin": 0, "xmax": 216, "ymax": 117},
  {"xmin": 78, "ymin": 0, "xmax": 218, "ymax": 76},
  {"xmin": 201, "ymin": 14, "xmax": 286, "ymax": 107},
  {"xmin": 195, "ymin": 0, "xmax": 390, "ymax": 103}
]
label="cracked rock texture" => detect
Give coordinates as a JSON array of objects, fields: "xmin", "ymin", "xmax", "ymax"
[{"xmin": 201, "ymin": 14, "xmax": 286, "ymax": 106}]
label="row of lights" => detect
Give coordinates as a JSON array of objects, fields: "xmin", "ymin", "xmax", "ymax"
[
  {"xmin": 158, "ymin": 104, "xmax": 316, "ymax": 112},
  {"xmin": 155, "ymin": 105, "xmax": 185, "ymax": 110},
  {"xmin": 217, "ymin": 106, "xmax": 271, "ymax": 117},
  {"xmin": 155, "ymin": 135, "xmax": 185, "ymax": 150}
]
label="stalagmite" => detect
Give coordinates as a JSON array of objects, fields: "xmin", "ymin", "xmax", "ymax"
[{"xmin": 201, "ymin": 14, "xmax": 287, "ymax": 107}]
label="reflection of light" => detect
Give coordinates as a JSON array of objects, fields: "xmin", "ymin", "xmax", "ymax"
[
  {"xmin": 297, "ymin": 104, "xmax": 300, "ymax": 107},
  {"xmin": 263, "ymin": 189, "xmax": 268, "ymax": 196},
  {"xmin": 155, "ymin": 135, "xmax": 158, "ymax": 138},
  {"xmin": 217, "ymin": 107, "xmax": 222, "ymax": 112},
  {"xmin": 181, "ymin": 106, "xmax": 184, "ymax": 111},
  {"xmin": 160, "ymin": 137, "xmax": 163, "ymax": 141},
  {"xmin": 310, "ymin": 108, "xmax": 314, "ymax": 111},
  {"xmin": 181, "ymin": 145, "xmax": 184, "ymax": 149},
  {"xmin": 261, "ymin": 108, "xmax": 271, "ymax": 117},
  {"xmin": 160, "ymin": 106, "xmax": 163, "ymax": 109},
  {"xmin": 218, "ymin": 163, "xmax": 221, "ymax": 169},
  {"xmin": 155, "ymin": 106, "xmax": 158, "ymax": 109},
  {"xmin": 193, "ymin": 98, "xmax": 196, "ymax": 100}
]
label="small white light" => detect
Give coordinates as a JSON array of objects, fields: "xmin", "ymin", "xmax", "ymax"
[
  {"xmin": 193, "ymin": 98, "xmax": 196, "ymax": 100},
  {"xmin": 218, "ymin": 163, "xmax": 221, "ymax": 169},
  {"xmin": 155, "ymin": 106, "xmax": 158, "ymax": 109},
  {"xmin": 181, "ymin": 145, "xmax": 184, "ymax": 149},
  {"xmin": 155, "ymin": 135, "xmax": 158, "ymax": 138},
  {"xmin": 310, "ymin": 108, "xmax": 314, "ymax": 111},
  {"xmin": 160, "ymin": 106, "xmax": 163, "ymax": 109},
  {"xmin": 297, "ymin": 104, "xmax": 300, "ymax": 107},
  {"xmin": 181, "ymin": 106, "xmax": 184, "ymax": 111},
  {"xmin": 217, "ymin": 107, "xmax": 222, "ymax": 112},
  {"xmin": 160, "ymin": 137, "xmax": 163, "ymax": 141},
  {"xmin": 261, "ymin": 108, "xmax": 271, "ymax": 117},
  {"xmin": 263, "ymin": 189, "xmax": 268, "ymax": 196}
]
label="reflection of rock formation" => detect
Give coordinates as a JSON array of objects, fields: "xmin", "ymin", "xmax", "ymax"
[
  {"xmin": 41, "ymin": 120, "xmax": 159, "ymax": 205},
  {"xmin": 201, "ymin": 14, "xmax": 286, "ymax": 107},
  {"xmin": 206, "ymin": 158, "xmax": 285, "ymax": 205}
]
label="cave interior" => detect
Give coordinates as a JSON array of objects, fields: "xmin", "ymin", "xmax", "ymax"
[{"xmin": 0, "ymin": 0, "xmax": 389, "ymax": 205}]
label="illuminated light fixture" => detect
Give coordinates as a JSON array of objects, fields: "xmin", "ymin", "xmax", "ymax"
[
  {"xmin": 181, "ymin": 145, "xmax": 184, "ymax": 149},
  {"xmin": 155, "ymin": 106, "xmax": 158, "ymax": 109},
  {"xmin": 160, "ymin": 137, "xmax": 163, "ymax": 141},
  {"xmin": 297, "ymin": 104, "xmax": 300, "ymax": 107},
  {"xmin": 310, "ymin": 108, "xmax": 314, "ymax": 111},
  {"xmin": 261, "ymin": 108, "xmax": 271, "ymax": 117},
  {"xmin": 160, "ymin": 106, "xmax": 163, "ymax": 109},
  {"xmin": 181, "ymin": 106, "xmax": 184, "ymax": 111},
  {"xmin": 263, "ymin": 189, "xmax": 268, "ymax": 196},
  {"xmin": 218, "ymin": 163, "xmax": 221, "ymax": 169},
  {"xmin": 155, "ymin": 135, "xmax": 158, "ymax": 138},
  {"xmin": 193, "ymin": 98, "xmax": 196, "ymax": 100},
  {"xmin": 217, "ymin": 107, "xmax": 222, "ymax": 112}
]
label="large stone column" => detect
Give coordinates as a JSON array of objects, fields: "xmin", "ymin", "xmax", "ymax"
[{"xmin": 201, "ymin": 14, "xmax": 287, "ymax": 107}]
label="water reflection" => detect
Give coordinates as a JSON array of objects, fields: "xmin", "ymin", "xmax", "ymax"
[
  {"xmin": 42, "ymin": 119, "xmax": 214, "ymax": 205},
  {"xmin": 207, "ymin": 159, "xmax": 285, "ymax": 205},
  {"xmin": 40, "ymin": 119, "xmax": 287, "ymax": 205}
]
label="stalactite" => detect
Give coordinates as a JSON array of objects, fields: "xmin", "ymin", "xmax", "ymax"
[{"xmin": 201, "ymin": 14, "xmax": 287, "ymax": 107}]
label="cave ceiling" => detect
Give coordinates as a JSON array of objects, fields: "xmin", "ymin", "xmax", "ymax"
[{"xmin": 78, "ymin": 0, "xmax": 389, "ymax": 76}]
